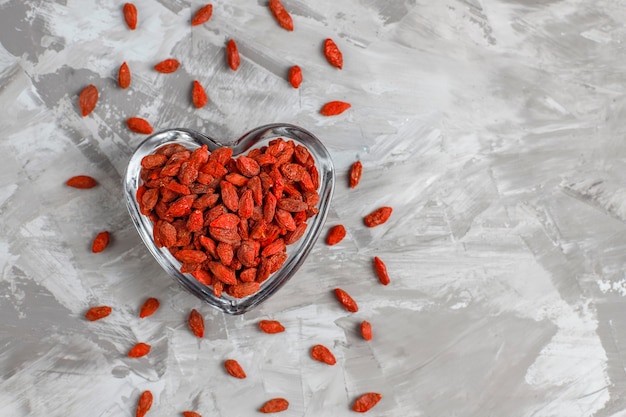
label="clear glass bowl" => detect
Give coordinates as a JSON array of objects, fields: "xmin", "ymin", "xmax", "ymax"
[{"xmin": 124, "ymin": 124, "xmax": 335, "ymax": 315}]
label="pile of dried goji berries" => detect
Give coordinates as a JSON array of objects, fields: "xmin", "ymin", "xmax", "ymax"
[{"xmin": 70, "ymin": 1, "xmax": 393, "ymax": 414}]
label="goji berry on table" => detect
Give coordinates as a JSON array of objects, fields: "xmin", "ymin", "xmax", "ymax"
[
  {"xmin": 66, "ymin": 175, "xmax": 97, "ymax": 189},
  {"xmin": 323, "ymin": 38, "xmax": 343, "ymax": 69},
  {"xmin": 288, "ymin": 65, "xmax": 302, "ymax": 88},
  {"xmin": 78, "ymin": 84, "xmax": 98, "ymax": 117},
  {"xmin": 373, "ymin": 256, "xmax": 390, "ymax": 285},
  {"xmin": 349, "ymin": 161, "xmax": 362, "ymax": 188},
  {"xmin": 334, "ymin": 288, "xmax": 358, "ymax": 312},
  {"xmin": 188, "ymin": 309, "xmax": 204, "ymax": 338},
  {"xmin": 192, "ymin": 80, "xmax": 208, "ymax": 108},
  {"xmin": 224, "ymin": 359, "xmax": 247, "ymax": 378},
  {"xmin": 320, "ymin": 101, "xmax": 351, "ymax": 116},
  {"xmin": 259, "ymin": 398, "xmax": 289, "ymax": 413},
  {"xmin": 84, "ymin": 306, "xmax": 112, "ymax": 321},
  {"xmin": 128, "ymin": 342, "xmax": 151, "ymax": 358},
  {"xmin": 310, "ymin": 344, "xmax": 336, "ymax": 365},
  {"xmin": 139, "ymin": 297, "xmax": 160, "ymax": 318},
  {"xmin": 360, "ymin": 320, "xmax": 372, "ymax": 341},
  {"xmin": 182, "ymin": 412, "xmax": 202, "ymax": 417},
  {"xmin": 326, "ymin": 225, "xmax": 346, "ymax": 246},
  {"xmin": 258, "ymin": 320, "xmax": 285, "ymax": 334},
  {"xmin": 119, "ymin": 62, "xmax": 131, "ymax": 89},
  {"xmin": 352, "ymin": 392, "xmax": 382, "ymax": 413},
  {"xmin": 191, "ymin": 4, "xmax": 213, "ymax": 26},
  {"xmin": 154, "ymin": 58, "xmax": 180, "ymax": 73},
  {"xmin": 123, "ymin": 3, "xmax": 137, "ymax": 30},
  {"xmin": 269, "ymin": 0, "xmax": 293, "ymax": 31},
  {"xmin": 226, "ymin": 39, "xmax": 240, "ymax": 71},
  {"xmin": 92, "ymin": 231, "xmax": 110, "ymax": 253},
  {"xmin": 364, "ymin": 206, "xmax": 392, "ymax": 227},
  {"xmin": 127, "ymin": 117, "xmax": 153, "ymax": 134},
  {"xmin": 136, "ymin": 390, "xmax": 153, "ymax": 417}
]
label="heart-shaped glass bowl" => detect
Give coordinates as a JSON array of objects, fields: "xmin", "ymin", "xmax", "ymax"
[{"xmin": 124, "ymin": 124, "xmax": 335, "ymax": 315}]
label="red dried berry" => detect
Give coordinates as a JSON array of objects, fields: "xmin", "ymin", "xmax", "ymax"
[
  {"xmin": 119, "ymin": 62, "xmax": 131, "ymax": 89},
  {"xmin": 269, "ymin": 0, "xmax": 293, "ymax": 31},
  {"xmin": 320, "ymin": 101, "xmax": 351, "ymax": 116},
  {"xmin": 334, "ymin": 288, "xmax": 358, "ymax": 312},
  {"xmin": 360, "ymin": 320, "xmax": 372, "ymax": 341},
  {"xmin": 136, "ymin": 390, "xmax": 153, "ymax": 417},
  {"xmin": 349, "ymin": 161, "xmax": 362, "ymax": 188},
  {"xmin": 84, "ymin": 306, "xmax": 112, "ymax": 321},
  {"xmin": 92, "ymin": 231, "xmax": 110, "ymax": 253},
  {"xmin": 323, "ymin": 38, "xmax": 343, "ymax": 69},
  {"xmin": 154, "ymin": 58, "xmax": 180, "ymax": 73},
  {"xmin": 259, "ymin": 398, "xmax": 289, "ymax": 413},
  {"xmin": 258, "ymin": 320, "xmax": 285, "ymax": 334},
  {"xmin": 224, "ymin": 359, "xmax": 247, "ymax": 379},
  {"xmin": 326, "ymin": 225, "xmax": 346, "ymax": 246},
  {"xmin": 226, "ymin": 39, "xmax": 240, "ymax": 71},
  {"xmin": 191, "ymin": 4, "xmax": 213, "ymax": 26},
  {"xmin": 288, "ymin": 65, "xmax": 302, "ymax": 88},
  {"xmin": 188, "ymin": 309, "xmax": 204, "ymax": 338},
  {"xmin": 139, "ymin": 297, "xmax": 160, "ymax": 318},
  {"xmin": 123, "ymin": 3, "xmax": 137, "ymax": 30},
  {"xmin": 364, "ymin": 206, "xmax": 392, "ymax": 227},
  {"xmin": 127, "ymin": 117, "xmax": 154, "ymax": 134},
  {"xmin": 66, "ymin": 175, "xmax": 97, "ymax": 189},
  {"xmin": 352, "ymin": 392, "xmax": 382, "ymax": 413},
  {"xmin": 311, "ymin": 344, "xmax": 336, "ymax": 365},
  {"xmin": 192, "ymin": 80, "xmax": 208, "ymax": 108},
  {"xmin": 128, "ymin": 342, "xmax": 151, "ymax": 358},
  {"xmin": 78, "ymin": 84, "xmax": 98, "ymax": 117}
]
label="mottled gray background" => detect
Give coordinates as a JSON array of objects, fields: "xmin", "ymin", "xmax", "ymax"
[{"xmin": 2, "ymin": 0, "xmax": 626, "ymax": 416}]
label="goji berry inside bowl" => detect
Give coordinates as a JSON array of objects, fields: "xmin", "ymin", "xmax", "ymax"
[{"xmin": 124, "ymin": 124, "xmax": 335, "ymax": 315}]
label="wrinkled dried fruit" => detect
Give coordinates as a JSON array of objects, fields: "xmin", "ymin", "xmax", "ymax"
[
  {"xmin": 226, "ymin": 39, "xmax": 240, "ymax": 71},
  {"xmin": 127, "ymin": 117, "xmax": 154, "ymax": 134},
  {"xmin": 320, "ymin": 101, "xmax": 351, "ymax": 116},
  {"xmin": 224, "ymin": 359, "xmax": 246, "ymax": 378},
  {"xmin": 123, "ymin": 3, "xmax": 137, "ymax": 30},
  {"xmin": 128, "ymin": 342, "xmax": 151, "ymax": 358},
  {"xmin": 334, "ymin": 288, "xmax": 358, "ymax": 312},
  {"xmin": 182, "ymin": 412, "xmax": 202, "ymax": 417},
  {"xmin": 323, "ymin": 38, "xmax": 343, "ymax": 69},
  {"xmin": 92, "ymin": 231, "xmax": 110, "ymax": 253},
  {"xmin": 119, "ymin": 62, "xmax": 131, "ymax": 89},
  {"xmin": 78, "ymin": 84, "xmax": 98, "ymax": 117},
  {"xmin": 349, "ymin": 161, "xmax": 362, "ymax": 188},
  {"xmin": 188, "ymin": 309, "xmax": 204, "ymax": 338},
  {"xmin": 192, "ymin": 80, "xmax": 208, "ymax": 108},
  {"xmin": 259, "ymin": 398, "xmax": 289, "ymax": 413},
  {"xmin": 360, "ymin": 320, "xmax": 372, "ymax": 341},
  {"xmin": 136, "ymin": 390, "xmax": 153, "ymax": 417},
  {"xmin": 191, "ymin": 4, "xmax": 213, "ymax": 26},
  {"xmin": 311, "ymin": 344, "xmax": 336, "ymax": 365},
  {"xmin": 326, "ymin": 225, "xmax": 346, "ymax": 246},
  {"xmin": 373, "ymin": 256, "xmax": 390, "ymax": 285},
  {"xmin": 66, "ymin": 175, "xmax": 97, "ymax": 189},
  {"xmin": 84, "ymin": 306, "xmax": 112, "ymax": 321},
  {"xmin": 139, "ymin": 297, "xmax": 160, "ymax": 318},
  {"xmin": 258, "ymin": 319, "xmax": 285, "ymax": 334},
  {"xmin": 352, "ymin": 392, "xmax": 382, "ymax": 413},
  {"xmin": 288, "ymin": 65, "xmax": 302, "ymax": 88},
  {"xmin": 154, "ymin": 58, "xmax": 180, "ymax": 73},
  {"xmin": 364, "ymin": 206, "xmax": 392, "ymax": 227},
  {"xmin": 269, "ymin": 0, "xmax": 293, "ymax": 31}
]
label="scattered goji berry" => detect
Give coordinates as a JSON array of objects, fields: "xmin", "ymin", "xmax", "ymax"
[
  {"xmin": 192, "ymin": 80, "xmax": 208, "ymax": 108},
  {"xmin": 123, "ymin": 3, "xmax": 137, "ymax": 30},
  {"xmin": 188, "ymin": 309, "xmax": 204, "ymax": 338},
  {"xmin": 182, "ymin": 412, "xmax": 202, "ymax": 417},
  {"xmin": 127, "ymin": 117, "xmax": 154, "ymax": 134},
  {"xmin": 84, "ymin": 306, "xmax": 112, "ymax": 321},
  {"xmin": 259, "ymin": 398, "xmax": 289, "ymax": 413},
  {"xmin": 139, "ymin": 297, "xmax": 160, "ymax": 318},
  {"xmin": 66, "ymin": 175, "xmax": 97, "ymax": 189},
  {"xmin": 92, "ymin": 231, "xmax": 110, "ymax": 253},
  {"xmin": 360, "ymin": 320, "xmax": 372, "ymax": 341},
  {"xmin": 373, "ymin": 256, "xmax": 390, "ymax": 285},
  {"xmin": 334, "ymin": 288, "xmax": 358, "ymax": 312},
  {"xmin": 320, "ymin": 101, "xmax": 351, "ymax": 116},
  {"xmin": 136, "ymin": 390, "xmax": 153, "ymax": 417},
  {"xmin": 352, "ymin": 392, "xmax": 382, "ymax": 413},
  {"xmin": 323, "ymin": 38, "xmax": 343, "ymax": 69},
  {"xmin": 128, "ymin": 342, "xmax": 151, "ymax": 358},
  {"xmin": 349, "ymin": 160, "xmax": 362, "ymax": 188},
  {"xmin": 154, "ymin": 58, "xmax": 180, "ymax": 73},
  {"xmin": 191, "ymin": 4, "xmax": 213, "ymax": 26},
  {"xmin": 269, "ymin": 0, "xmax": 293, "ymax": 31},
  {"xmin": 226, "ymin": 39, "xmax": 240, "ymax": 71},
  {"xmin": 78, "ymin": 84, "xmax": 98, "ymax": 117},
  {"xmin": 224, "ymin": 359, "xmax": 247, "ymax": 378},
  {"xmin": 119, "ymin": 62, "xmax": 131, "ymax": 89},
  {"xmin": 364, "ymin": 206, "xmax": 392, "ymax": 227},
  {"xmin": 326, "ymin": 225, "xmax": 346, "ymax": 246},
  {"xmin": 310, "ymin": 344, "xmax": 336, "ymax": 365},
  {"xmin": 258, "ymin": 319, "xmax": 285, "ymax": 334},
  {"xmin": 288, "ymin": 65, "xmax": 302, "ymax": 88}
]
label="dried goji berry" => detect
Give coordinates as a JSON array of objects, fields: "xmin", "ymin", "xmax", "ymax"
[
  {"xmin": 259, "ymin": 398, "xmax": 289, "ymax": 413},
  {"xmin": 269, "ymin": 0, "xmax": 293, "ymax": 31},
  {"xmin": 373, "ymin": 256, "xmax": 390, "ymax": 285},
  {"xmin": 288, "ymin": 65, "xmax": 302, "ymax": 88},
  {"xmin": 66, "ymin": 175, "xmax": 97, "ymax": 189},
  {"xmin": 364, "ymin": 206, "xmax": 392, "ymax": 227},
  {"xmin": 123, "ymin": 3, "xmax": 137, "ymax": 30},
  {"xmin": 326, "ymin": 225, "xmax": 346, "ymax": 246},
  {"xmin": 188, "ymin": 309, "xmax": 204, "ymax": 338},
  {"xmin": 136, "ymin": 390, "xmax": 153, "ymax": 417},
  {"xmin": 311, "ymin": 344, "xmax": 336, "ymax": 365},
  {"xmin": 139, "ymin": 297, "xmax": 160, "ymax": 318},
  {"xmin": 334, "ymin": 288, "xmax": 358, "ymax": 312},
  {"xmin": 127, "ymin": 117, "xmax": 154, "ymax": 134},
  {"xmin": 192, "ymin": 80, "xmax": 208, "ymax": 108},
  {"xmin": 224, "ymin": 359, "xmax": 246, "ymax": 378},
  {"xmin": 118, "ymin": 61, "xmax": 131, "ymax": 89},
  {"xmin": 92, "ymin": 231, "xmax": 110, "ymax": 253},
  {"xmin": 175, "ymin": 249, "xmax": 207, "ymax": 264},
  {"xmin": 226, "ymin": 39, "xmax": 240, "ymax": 71},
  {"xmin": 78, "ymin": 84, "xmax": 98, "ymax": 117},
  {"xmin": 360, "ymin": 320, "xmax": 372, "ymax": 341},
  {"xmin": 84, "ymin": 306, "xmax": 112, "ymax": 321},
  {"xmin": 258, "ymin": 320, "xmax": 285, "ymax": 334},
  {"xmin": 209, "ymin": 213, "xmax": 240, "ymax": 229},
  {"xmin": 182, "ymin": 412, "xmax": 202, "ymax": 417},
  {"xmin": 207, "ymin": 261, "xmax": 237, "ymax": 285},
  {"xmin": 227, "ymin": 282, "xmax": 260, "ymax": 298},
  {"xmin": 323, "ymin": 38, "xmax": 343, "ymax": 69},
  {"xmin": 191, "ymin": 4, "xmax": 213, "ymax": 26},
  {"xmin": 154, "ymin": 58, "xmax": 180, "ymax": 73},
  {"xmin": 352, "ymin": 392, "xmax": 382, "ymax": 413},
  {"xmin": 349, "ymin": 160, "xmax": 362, "ymax": 188},
  {"xmin": 128, "ymin": 342, "xmax": 151, "ymax": 358},
  {"xmin": 320, "ymin": 101, "xmax": 351, "ymax": 116},
  {"xmin": 235, "ymin": 155, "xmax": 260, "ymax": 177}
]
